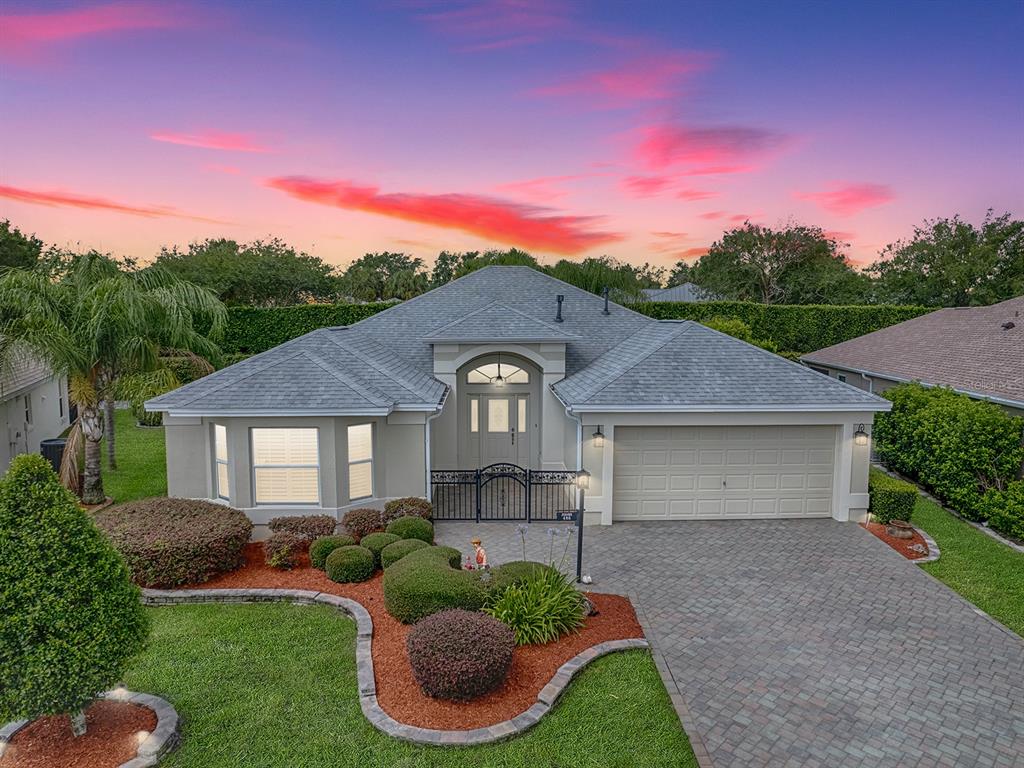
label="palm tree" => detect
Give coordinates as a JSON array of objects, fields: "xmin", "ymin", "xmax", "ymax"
[{"xmin": 0, "ymin": 252, "xmax": 226, "ymax": 504}]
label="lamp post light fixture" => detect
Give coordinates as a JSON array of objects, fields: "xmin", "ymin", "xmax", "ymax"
[
  {"xmin": 575, "ymin": 468, "xmax": 590, "ymax": 583},
  {"xmin": 854, "ymin": 423, "xmax": 869, "ymax": 446},
  {"xmin": 592, "ymin": 426, "xmax": 605, "ymax": 449},
  {"xmin": 577, "ymin": 468, "xmax": 591, "ymax": 490}
]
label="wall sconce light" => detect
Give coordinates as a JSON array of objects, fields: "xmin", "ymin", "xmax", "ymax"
[
  {"xmin": 577, "ymin": 469, "xmax": 591, "ymax": 490},
  {"xmin": 854, "ymin": 424, "xmax": 868, "ymax": 446},
  {"xmin": 592, "ymin": 426, "xmax": 605, "ymax": 448}
]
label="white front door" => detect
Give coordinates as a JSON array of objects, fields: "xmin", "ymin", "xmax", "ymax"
[{"xmin": 480, "ymin": 394, "xmax": 530, "ymax": 466}]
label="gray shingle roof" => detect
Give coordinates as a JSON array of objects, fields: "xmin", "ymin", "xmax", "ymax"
[
  {"xmin": 149, "ymin": 266, "xmax": 889, "ymax": 415},
  {"xmin": 640, "ymin": 282, "xmax": 717, "ymax": 302},
  {"xmin": 802, "ymin": 296, "xmax": 1024, "ymax": 407},
  {"xmin": 553, "ymin": 321, "xmax": 888, "ymax": 411},
  {"xmin": 0, "ymin": 345, "xmax": 53, "ymax": 401}
]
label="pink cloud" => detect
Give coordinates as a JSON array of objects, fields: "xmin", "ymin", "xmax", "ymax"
[
  {"xmin": 0, "ymin": 183, "xmax": 226, "ymax": 224},
  {"xmin": 1, "ymin": 2, "xmax": 189, "ymax": 61},
  {"xmin": 698, "ymin": 210, "xmax": 726, "ymax": 220},
  {"xmin": 676, "ymin": 188, "xmax": 719, "ymax": 202},
  {"xmin": 679, "ymin": 246, "xmax": 709, "ymax": 259},
  {"xmin": 414, "ymin": 0, "xmax": 573, "ymax": 51},
  {"xmin": 651, "ymin": 230, "xmax": 688, "ymax": 239},
  {"xmin": 795, "ymin": 182, "xmax": 895, "ymax": 216},
  {"xmin": 151, "ymin": 131, "xmax": 270, "ymax": 153},
  {"xmin": 532, "ymin": 52, "xmax": 713, "ymax": 106},
  {"xmin": 621, "ymin": 175, "xmax": 674, "ymax": 197},
  {"xmin": 495, "ymin": 173, "xmax": 593, "ymax": 203},
  {"xmin": 634, "ymin": 123, "xmax": 788, "ymax": 173},
  {"xmin": 265, "ymin": 176, "xmax": 623, "ymax": 255},
  {"xmin": 649, "ymin": 231, "xmax": 691, "ymax": 254}
]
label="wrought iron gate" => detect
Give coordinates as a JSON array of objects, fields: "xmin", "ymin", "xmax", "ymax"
[{"xmin": 430, "ymin": 463, "xmax": 578, "ymax": 522}]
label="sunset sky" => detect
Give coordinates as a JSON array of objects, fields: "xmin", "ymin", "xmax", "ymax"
[{"xmin": 1, "ymin": 0, "xmax": 1021, "ymax": 271}]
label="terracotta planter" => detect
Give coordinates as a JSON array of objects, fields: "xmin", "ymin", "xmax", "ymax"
[{"xmin": 886, "ymin": 520, "xmax": 914, "ymax": 539}]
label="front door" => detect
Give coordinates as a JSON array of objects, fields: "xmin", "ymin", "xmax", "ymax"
[{"xmin": 481, "ymin": 394, "xmax": 530, "ymax": 466}]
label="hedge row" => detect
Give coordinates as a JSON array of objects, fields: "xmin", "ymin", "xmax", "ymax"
[
  {"xmin": 873, "ymin": 383, "xmax": 1024, "ymax": 538},
  {"xmin": 219, "ymin": 300, "xmax": 930, "ymax": 355},
  {"xmin": 868, "ymin": 468, "xmax": 918, "ymax": 524}
]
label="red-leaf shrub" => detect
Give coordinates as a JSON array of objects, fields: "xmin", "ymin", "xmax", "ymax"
[
  {"xmin": 383, "ymin": 497, "xmax": 432, "ymax": 524},
  {"xmin": 342, "ymin": 507, "xmax": 384, "ymax": 540},
  {"xmin": 93, "ymin": 498, "xmax": 252, "ymax": 588},
  {"xmin": 268, "ymin": 514, "xmax": 336, "ymax": 543},
  {"xmin": 407, "ymin": 609, "xmax": 514, "ymax": 701},
  {"xmin": 264, "ymin": 531, "xmax": 304, "ymax": 569}
]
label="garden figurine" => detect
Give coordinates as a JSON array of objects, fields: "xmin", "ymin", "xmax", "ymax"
[{"xmin": 471, "ymin": 537, "xmax": 488, "ymax": 568}]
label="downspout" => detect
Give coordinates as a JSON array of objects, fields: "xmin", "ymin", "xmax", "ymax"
[{"xmin": 423, "ymin": 387, "xmax": 450, "ymax": 502}]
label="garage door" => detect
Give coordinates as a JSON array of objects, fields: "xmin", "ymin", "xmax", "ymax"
[{"xmin": 613, "ymin": 425, "xmax": 836, "ymax": 520}]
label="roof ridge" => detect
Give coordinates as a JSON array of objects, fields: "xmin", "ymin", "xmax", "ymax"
[
  {"xmin": 301, "ymin": 349, "xmax": 393, "ymax": 407},
  {"xmin": 422, "ymin": 300, "xmax": 577, "ymax": 338},
  {"xmin": 165, "ymin": 349, "xmax": 310, "ymax": 408},
  {"xmin": 318, "ymin": 330, "xmax": 428, "ymax": 399}
]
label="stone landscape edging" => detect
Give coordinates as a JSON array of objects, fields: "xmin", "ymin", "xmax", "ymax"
[
  {"xmin": 0, "ymin": 690, "xmax": 179, "ymax": 768},
  {"xmin": 140, "ymin": 587, "xmax": 649, "ymax": 746},
  {"xmin": 914, "ymin": 526, "xmax": 941, "ymax": 564}
]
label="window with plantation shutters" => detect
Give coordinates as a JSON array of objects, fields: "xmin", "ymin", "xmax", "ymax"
[
  {"xmin": 214, "ymin": 424, "xmax": 230, "ymax": 500},
  {"xmin": 251, "ymin": 428, "xmax": 320, "ymax": 505},
  {"xmin": 348, "ymin": 423, "xmax": 373, "ymax": 500}
]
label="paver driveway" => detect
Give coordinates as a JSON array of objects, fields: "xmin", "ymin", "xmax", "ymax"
[{"xmin": 436, "ymin": 519, "xmax": 1024, "ymax": 768}]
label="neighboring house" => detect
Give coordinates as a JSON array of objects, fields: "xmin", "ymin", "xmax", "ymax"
[
  {"xmin": 802, "ymin": 296, "xmax": 1024, "ymax": 416},
  {"xmin": 147, "ymin": 266, "xmax": 889, "ymax": 529},
  {"xmin": 1, "ymin": 353, "xmax": 71, "ymax": 473},
  {"xmin": 639, "ymin": 282, "xmax": 718, "ymax": 302}
]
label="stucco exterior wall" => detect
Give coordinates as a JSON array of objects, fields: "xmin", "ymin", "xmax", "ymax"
[{"xmin": 1, "ymin": 376, "xmax": 70, "ymax": 474}]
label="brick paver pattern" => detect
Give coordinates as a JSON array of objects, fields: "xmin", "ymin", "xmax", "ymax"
[{"xmin": 436, "ymin": 519, "xmax": 1024, "ymax": 768}]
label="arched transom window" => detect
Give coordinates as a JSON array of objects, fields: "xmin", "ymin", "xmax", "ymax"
[{"xmin": 466, "ymin": 361, "xmax": 529, "ymax": 385}]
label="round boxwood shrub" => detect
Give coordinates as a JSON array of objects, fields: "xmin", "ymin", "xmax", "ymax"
[
  {"xmin": 264, "ymin": 531, "xmax": 304, "ymax": 569},
  {"xmin": 325, "ymin": 545, "xmax": 375, "ymax": 583},
  {"xmin": 385, "ymin": 515, "xmax": 434, "ymax": 543},
  {"xmin": 310, "ymin": 534, "xmax": 356, "ymax": 570},
  {"xmin": 407, "ymin": 609, "xmax": 514, "ymax": 701},
  {"xmin": 93, "ymin": 497, "xmax": 253, "ymax": 587},
  {"xmin": 383, "ymin": 545, "xmax": 488, "ymax": 623},
  {"xmin": 0, "ymin": 455, "xmax": 149, "ymax": 725},
  {"xmin": 383, "ymin": 496, "xmax": 432, "ymax": 524},
  {"xmin": 268, "ymin": 514, "xmax": 336, "ymax": 543},
  {"xmin": 381, "ymin": 538, "xmax": 429, "ymax": 568},
  {"xmin": 342, "ymin": 507, "xmax": 383, "ymax": 540},
  {"xmin": 360, "ymin": 532, "xmax": 401, "ymax": 567}
]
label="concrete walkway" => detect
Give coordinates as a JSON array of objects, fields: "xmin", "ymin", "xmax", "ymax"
[{"xmin": 436, "ymin": 519, "xmax": 1024, "ymax": 768}]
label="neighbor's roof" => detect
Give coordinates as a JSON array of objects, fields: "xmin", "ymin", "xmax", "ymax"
[
  {"xmin": 0, "ymin": 346, "xmax": 53, "ymax": 401},
  {"xmin": 553, "ymin": 321, "xmax": 888, "ymax": 412},
  {"xmin": 802, "ymin": 296, "xmax": 1024, "ymax": 408},
  {"xmin": 640, "ymin": 282, "xmax": 718, "ymax": 302}
]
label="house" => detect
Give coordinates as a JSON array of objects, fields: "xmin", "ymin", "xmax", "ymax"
[
  {"xmin": 1, "ymin": 352, "xmax": 71, "ymax": 473},
  {"xmin": 147, "ymin": 266, "xmax": 889, "ymax": 529},
  {"xmin": 802, "ymin": 296, "xmax": 1024, "ymax": 416},
  {"xmin": 639, "ymin": 282, "xmax": 717, "ymax": 302}
]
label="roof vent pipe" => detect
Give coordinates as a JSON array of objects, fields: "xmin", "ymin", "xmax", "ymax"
[
  {"xmin": 555, "ymin": 294, "xmax": 564, "ymax": 322},
  {"xmin": 602, "ymin": 287, "xmax": 610, "ymax": 315}
]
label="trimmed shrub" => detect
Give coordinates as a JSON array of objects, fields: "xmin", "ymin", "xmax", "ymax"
[
  {"xmin": 874, "ymin": 383, "xmax": 1024, "ymax": 520},
  {"xmin": 93, "ymin": 497, "xmax": 252, "ymax": 588},
  {"xmin": 868, "ymin": 468, "xmax": 918, "ymax": 524},
  {"xmin": 406, "ymin": 609, "xmax": 514, "ymax": 701},
  {"xmin": 981, "ymin": 481, "xmax": 1024, "ymax": 542},
  {"xmin": 361, "ymin": 532, "xmax": 401, "ymax": 568},
  {"xmin": 0, "ymin": 455, "xmax": 149, "ymax": 723},
  {"xmin": 382, "ymin": 496, "xmax": 432, "ymax": 523},
  {"xmin": 325, "ymin": 545, "xmax": 375, "ymax": 583},
  {"xmin": 385, "ymin": 515, "xmax": 434, "ymax": 543},
  {"xmin": 484, "ymin": 567, "xmax": 585, "ymax": 646},
  {"xmin": 381, "ymin": 538, "xmax": 430, "ymax": 569},
  {"xmin": 223, "ymin": 302, "xmax": 396, "ymax": 354},
  {"xmin": 486, "ymin": 560, "xmax": 557, "ymax": 595},
  {"xmin": 383, "ymin": 546, "xmax": 488, "ymax": 623},
  {"xmin": 264, "ymin": 531, "xmax": 304, "ymax": 569},
  {"xmin": 310, "ymin": 534, "xmax": 356, "ymax": 570},
  {"xmin": 268, "ymin": 514, "xmax": 336, "ymax": 543},
  {"xmin": 342, "ymin": 507, "xmax": 384, "ymax": 540}
]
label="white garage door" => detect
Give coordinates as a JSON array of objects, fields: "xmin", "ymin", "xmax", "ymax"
[{"xmin": 613, "ymin": 425, "xmax": 836, "ymax": 520}]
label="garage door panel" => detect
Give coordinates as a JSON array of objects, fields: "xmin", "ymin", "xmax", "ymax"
[{"xmin": 614, "ymin": 425, "xmax": 835, "ymax": 521}]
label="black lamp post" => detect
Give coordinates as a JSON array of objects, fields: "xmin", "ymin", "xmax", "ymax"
[{"xmin": 575, "ymin": 469, "xmax": 590, "ymax": 583}]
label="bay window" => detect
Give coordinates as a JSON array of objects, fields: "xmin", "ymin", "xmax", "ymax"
[
  {"xmin": 347, "ymin": 423, "xmax": 373, "ymax": 500},
  {"xmin": 214, "ymin": 424, "xmax": 230, "ymax": 500},
  {"xmin": 251, "ymin": 427, "xmax": 320, "ymax": 505}
]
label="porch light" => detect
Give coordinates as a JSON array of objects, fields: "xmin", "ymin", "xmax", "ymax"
[
  {"xmin": 492, "ymin": 354, "xmax": 505, "ymax": 387},
  {"xmin": 577, "ymin": 469, "xmax": 591, "ymax": 490},
  {"xmin": 854, "ymin": 424, "xmax": 868, "ymax": 446},
  {"xmin": 592, "ymin": 426, "xmax": 605, "ymax": 449}
]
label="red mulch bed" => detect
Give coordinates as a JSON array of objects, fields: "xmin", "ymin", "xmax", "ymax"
[
  {"xmin": 861, "ymin": 522, "xmax": 929, "ymax": 560},
  {"xmin": 189, "ymin": 543, "xmax": 644, "ymax": 729},
  {"xmin": 1, "ymin": 700, "xmax": 156, "ymax": 768}
]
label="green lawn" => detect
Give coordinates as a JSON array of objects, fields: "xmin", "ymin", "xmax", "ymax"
[
  {"xmin": 100, "ymin": 408, "xmax": 166, "ymax": 502},
  {"xmin": 913, "ymin": 495, "xmax": 1024, "ymax": 636},
  {"xmin": 124, "ymin": 604, "xmax": 697, "ymax": 768}
]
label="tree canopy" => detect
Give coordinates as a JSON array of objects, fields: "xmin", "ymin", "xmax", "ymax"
[
  {"xmin": 0, "ymin": 219, "xmax": 44, "ymax": 271},
  {"xmin": 153, "ymin": 238, "xmax": 340, "ymax": 306},
  {"xmin": 338, "ymin": 251, "xmax": 429, "ymax": 301},
  {"xmin": 868, "ymin": 211, "xmax": 1022, "ymax": 306}
]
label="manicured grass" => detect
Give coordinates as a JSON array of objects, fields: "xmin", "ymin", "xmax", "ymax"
[
  {"xmin": 124, "ymin": 604, "xmax": 697, "ymax": 768},
  {"xmin": 913, "ymin": 495, "xmax": 1024, "ymax": 637},
  {"xmin": 101, "ymin": 408, "xmax": 166, "ymax": 502}
]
